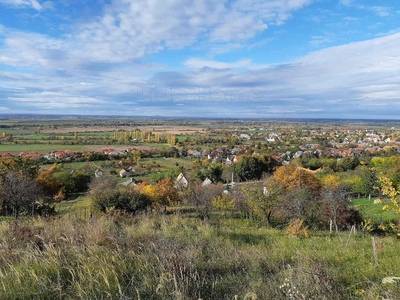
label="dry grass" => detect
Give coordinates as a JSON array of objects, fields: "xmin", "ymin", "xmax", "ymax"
[{"xmin": 0, "ymin": 214, "xmax": 399, "ymax": 299}]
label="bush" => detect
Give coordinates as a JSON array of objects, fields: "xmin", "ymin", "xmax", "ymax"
[{"xmin": 89, "ymin": 178, "xmax": 151, "ymax": 214}]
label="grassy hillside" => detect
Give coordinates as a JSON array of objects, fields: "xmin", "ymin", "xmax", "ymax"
[
  {"xmin": 0, "ymin": 212, "xmax": 399, "ymax": 299},
  {"xmin": 353, "ymin": 198, "xmax": 399, "ymax": 223}
]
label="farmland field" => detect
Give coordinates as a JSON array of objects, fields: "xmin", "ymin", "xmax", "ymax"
[
  {"xmin": 40, "ymin": 125, "xmax": 206, "ymax": 135},
  {"xmin": 0, "ymin": 144, "xmax": 91, "ymax": 154}
]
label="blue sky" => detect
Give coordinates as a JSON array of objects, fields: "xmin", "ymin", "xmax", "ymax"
[{"xmin": 1, "ymin": 0, "xmax": 400, "ymax": 119}]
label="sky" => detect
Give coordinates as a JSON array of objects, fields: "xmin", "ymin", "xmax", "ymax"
[{"xmin": 0, "ymin": 0, "xmax": 400, "ymax": 119}]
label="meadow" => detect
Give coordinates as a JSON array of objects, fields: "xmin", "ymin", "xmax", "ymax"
[
  {"xmin": 353, "ymin": 198, "xmax": 399, "ymax": 223},
  {"xmin": 0, "ymin": 209, "xmax": 399, "ymax": 300},
  {"xmin": 1, "ymin": 116, "xmax": 400, "ymax": 299}
]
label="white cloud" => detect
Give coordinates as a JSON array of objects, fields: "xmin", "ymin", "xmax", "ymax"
[
  {"xmin": 0, "ymin": 0, "xmax": 42, "ymax": 10},
  {"xmin": 3, "ymin": 31, "xmax": 399, "ymax": 117},
  {"xmin": 340, "ymin": 0, "xmax": 353, "ymax": 7},
  {"xmin": 2, "ymin": 0, "xmax": 400, "ymax": 118},
  {"xmin": 0, "ymin": 0, "xmax": 314, "ymax": 70},
  {"xmin": 8, "ymin": 92, "xmax": 107, "ymax": 109},
  {"xmin": 370, "ymin": 6, "xmax": 391, "ymax": 17},
  {"xmin": 73, "ymin": 0, "xmax": 314, "ymax": 62},
  {"xmin": 340, "ymin": 0, "xmax": 392, "ymax": 17},
  {"xmin": 147, "ymin": 32, "xmax": 400, "ymax": 117},
  {"xmin": 309, "ymin": 35, "xmax": 332, "ymax": 46},
  {"xmin": 184, "ymin": 58, "xmax": 252, "ymax": 69}
]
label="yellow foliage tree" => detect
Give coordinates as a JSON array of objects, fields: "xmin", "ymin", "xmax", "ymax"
[
  {"xmin": 212, "ymin": 193, "xmax": 235, "ymax": 216},
  {"xmin": 377, "ymin": 176, "xmax": 400, "ymax": 213},
  {"xmin": 321, "ymin": 174, "xmax": 340, "ymax": 189},
  {"xmin": 137, "ymin": 178, "xmax": 180, "ymax": 211},
  {"xmin": 273, "ymin": 164, "xmax": 322, "ymax": 196}
]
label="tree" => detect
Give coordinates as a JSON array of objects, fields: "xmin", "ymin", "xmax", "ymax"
[
  {"xmin": 321, "ymin": 175, "xmax": 354, "ymax": 231},
  {"xmin": 136, "ymin": 178, "xmax": 180, "ymax": 212},
  {"xmin": 239, "ymin": 180, "xmax": 280, "ymax": 225},
  {"xmin": 36, "ymin": 165, "xmax": 62, "ymax": 197},
  {"xmin": 0, "ymin": 157, "xmax": 39, "ymax": 179},
  {"xmin": 272, "ymin": 164, "xmax": 323, "ymax": 225},
  {"xmin": 50, "ymin": 169, "xmax": 92, "ymax": 196},
  {"xmin": 204, "ymin": 163, "xmax": 224, "ymax": 183},
  {"xmin": 376, "ymin": 176, "xmax": 400, "ymax": 214},
  {"xmin": 212, "ymin": 193, "xmax": 235, "ymax": 217},
  {"xmin": 233, "ymin": 155, "xmax": 278, "ymax": 182},
  {"xmin": 0, "ymin": 172, "xmax": 43, "ymax": 218},
  {"xmin": 89, "ymin": 177, "xmax": 150, "ymax": 214},
  {"xmin": 273, "ymin": 164, "xmax": 322, "ymax": 197},
  {"xmin": 336, "ymin": 157, "xmax": 359, "ymax": 172},
  {"xmin": 185, "ymin": 184, "xmax": 224, "ymax": 220},
  {"xmin": 0, "ymin": 158, "xmax": 43, "ymax": 217}
]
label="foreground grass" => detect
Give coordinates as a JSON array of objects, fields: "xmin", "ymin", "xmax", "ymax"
[{"xmin": 0, "ymin": 214, "xmax": 399, "ymax": 299}]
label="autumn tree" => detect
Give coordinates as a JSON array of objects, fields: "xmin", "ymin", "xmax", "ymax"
[
  {"xmin": 36, "ymin": 165, "xmax": 62, "ymax": 198},
  {"xmin": 273, "ymin": 164, "xmax": 322, "ymax": 197},
  {"xmin": 0, "ymin": 157, "xmax": 39, "ymax": 179},
  {"xmin": 320, "ymin": 174, "xmax": 357, "ymax": 231},
  {"xmin": 270, "ymin": 164, "xmax": 324, "ymax": 225},
  {"xmin": 237, "ymin": 180, "xmax": 281, "ymax": 225},
  {"xmin": 212, "ymin": 193, "xmax": 235, "ymax": 217},
  {"xmin": 185, "ymin": 184, "xmax": 224, "ymax": 220},
  {"xmin": 370, "ymin": 156, "xmax": 400, "ymax": 188},
  {"xmin": 376, "ymin": 176, "xmax": 400, "ymax": 214},
  {"xmin": 136, "ymin": 178, "xmax": 180, "ymax": 212}
]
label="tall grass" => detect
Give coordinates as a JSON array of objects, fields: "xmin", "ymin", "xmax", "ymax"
[{"xmin": 0, "ymin": 214, "xmax": 399, "ymax": 299}]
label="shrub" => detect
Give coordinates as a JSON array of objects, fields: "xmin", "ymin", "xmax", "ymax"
[{"xmin": 285, "ymin": 219, "xmax": 309, "ymax": 238}]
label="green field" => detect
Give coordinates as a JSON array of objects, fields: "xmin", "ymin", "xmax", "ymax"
[
  {"xmin": 353, "ymin": 198, "xmax": 399, "ymax": 222},
  {"xmin": 53, "ymin": 196, "xmax": 92, "ymax": 216},
  {"xmin": 0, "ymin": 144, "xmax": 92, "ymax": 154}
]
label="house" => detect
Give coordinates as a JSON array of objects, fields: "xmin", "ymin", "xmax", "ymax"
[
  {"xmin": 117, "ymin": 177, "xmax": 138, "ymax": 187},
  {"xmin": 188, "ymin": 149, "xmax": 202, "ymax": 158},
  {"xmin": 212, "ymin": 156, "xmax": 224, "ymax": 164},
  {"xmin": 239, "ymin": 133, "xmax": 251, "ymax": 140},
  {"xmin": 102, "ymin": 149, "xmax": 116, "ymax": 155},
  {"xmin": 54, "ymin": 151, "xmax": 70, "ymax": 160},
  {"xmin": 95, "ymin": 169, "xmax": 103, "ymax": 178},
  {"xmin": 119, "ymin": 169, "xmax": 134, "ymax": 178},
  {"xmin": 202, "ymin": 178, "xmax": 212, "ymax": 186},
  {"xmin": 175, "ymin": 173, "xmax": 188, "ymax": 189}
]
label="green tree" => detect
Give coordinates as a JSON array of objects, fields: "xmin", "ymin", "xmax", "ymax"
[
  {"xmin": 204, "ymin": 163, "xmax": 224, "ymax": 183},
  {"xmin": 90, "ymin": 178, "xmax": 150, "ymax": 214},
  {"xmin": 212, "ymin": 193, "xmax": 235, "ymax": 217},
  {"xmin": 240, "ymin": 180, "xmax": 280, "ymax": 225},
  {"xmin": 234, "ymin": 155, "xmax": 278, "ymax": 182}
]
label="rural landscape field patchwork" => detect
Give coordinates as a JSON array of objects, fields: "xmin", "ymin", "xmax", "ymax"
[
  {"xmin": 0, "ymin": 116, "xmax": 400, "ymax": 299},
  {"xmin": 2, "ymin": 0, "xmax": 400, "ymax": 298}
]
